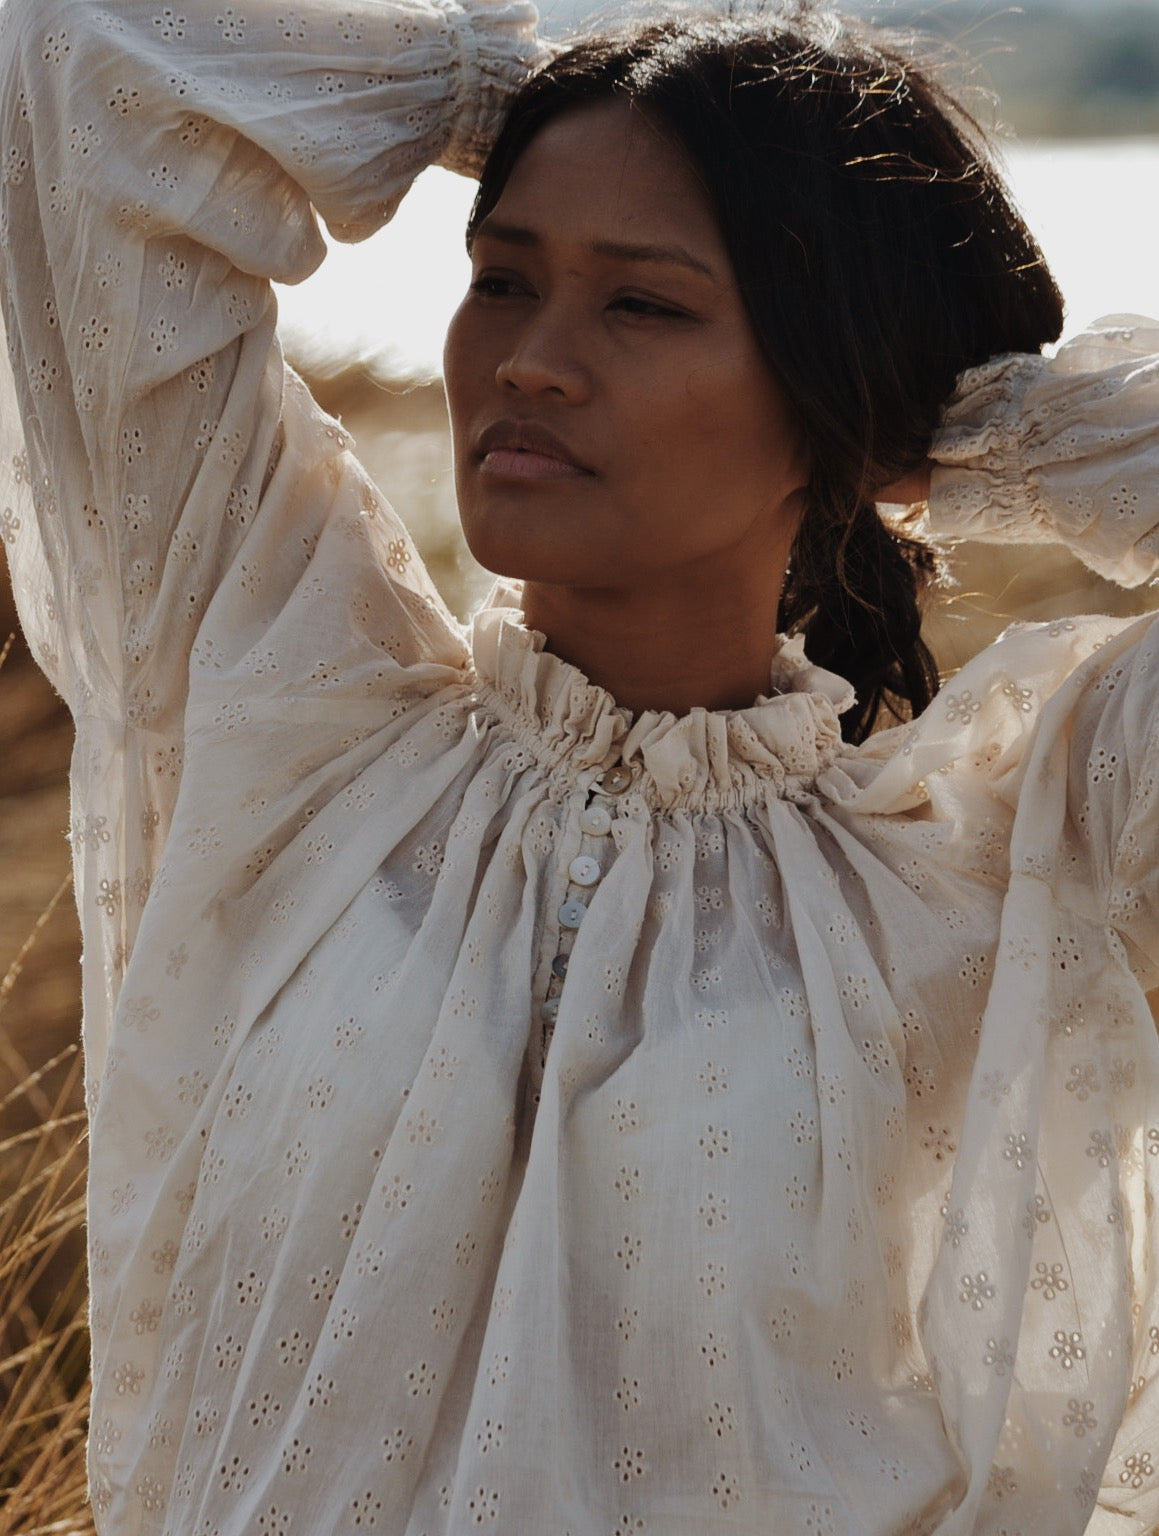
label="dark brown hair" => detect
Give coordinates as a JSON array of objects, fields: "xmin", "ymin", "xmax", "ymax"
[{"xmin": 468, "ymin": 9, "xmax": 1064, "ymax": 741}]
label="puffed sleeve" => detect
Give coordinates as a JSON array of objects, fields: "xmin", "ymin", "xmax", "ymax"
[
  {"xmin": 926, "ymin": 315, "xmax": 1159, "ymax": 587},
  {"xmin": 869, "ymin": 319, "xmax": 1159, "ymax": 1522},
  {"xmin": 0, "ymin": 0, "xmax": 544, "ymax": 712},
  {"xmin": 0, "ymin": 0, "xmax": 545, "ymax": 1068},
  {"xmin": 921, "ymin": 315, "xmax": 1159, "ymax": 963}
]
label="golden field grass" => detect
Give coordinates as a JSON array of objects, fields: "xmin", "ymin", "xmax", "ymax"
[
  {"xmin": 0, "ymin": 608, "xmax": 92, "ymax": 1535},
  {"xmin": 2, "ymin": 367, "xmax": 1158, "ymax": 1531}
]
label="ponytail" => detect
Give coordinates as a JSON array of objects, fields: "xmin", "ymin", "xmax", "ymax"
[{"xmin": 780, "ymin": 498, "xmax": 940, "ymax": 744}]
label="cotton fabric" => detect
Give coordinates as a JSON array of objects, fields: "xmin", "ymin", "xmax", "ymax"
[{"xmin": 2, "ymin": 2, "xmax": 1159, "ymax": 1533}]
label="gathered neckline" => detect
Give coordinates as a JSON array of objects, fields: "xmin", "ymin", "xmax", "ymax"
[{"xmin": 467, "ymin": 585, "xmax": 855, "ymax": 812}]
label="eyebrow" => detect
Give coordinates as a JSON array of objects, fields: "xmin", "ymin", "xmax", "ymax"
[{"xmin": 473, "ymin": 220, "xmax": 718, "ymax": 280}]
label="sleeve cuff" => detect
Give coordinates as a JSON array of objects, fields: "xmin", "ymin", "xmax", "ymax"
[
  {"xmin": 437, "ymin": 0, "xmax": 557, "ymax": 179},
  {"xmin": 926, "ymin": 352, "xmax": 1053, "ymax": 543}
]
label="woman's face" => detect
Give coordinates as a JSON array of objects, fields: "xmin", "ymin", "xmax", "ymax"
[{"xmin": 444, "ymin": 98, "xmax": 810, "ymax": 594}]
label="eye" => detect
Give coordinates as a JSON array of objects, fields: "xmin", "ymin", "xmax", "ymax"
[
  {"xmin": 609, "ymin": 294, "xmax": 688, "ymax": 320},
  {"xmin": 468, "ymin": 272, "xmax": 531, "ymax": 301}
]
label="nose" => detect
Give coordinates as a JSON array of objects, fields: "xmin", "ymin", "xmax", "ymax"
[{"xmin": 496, "ymin": 303, "xmax": 589, "ymax": 401}]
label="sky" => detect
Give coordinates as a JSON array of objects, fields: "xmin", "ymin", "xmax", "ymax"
[
  {"xmin": 275, "ymin": 138, "xmax": 1159, "ymax": 382},
  {"xmin": 275, "ymin": 0, "xmax": 1159, "ymax": 377}
]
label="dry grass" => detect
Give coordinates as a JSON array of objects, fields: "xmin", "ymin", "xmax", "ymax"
[
  {"xmin": 0, "ymin": 881, "xmax": 93, "ymax": 1536},
  {"xmin": 0, "ymin": 605, "xmax": 91, "ymax": 1534}
]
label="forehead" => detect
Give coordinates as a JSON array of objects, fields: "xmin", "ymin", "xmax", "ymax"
[{"xmin": 482, "ymin": 98, "xmax": 724, "ymax": 253}]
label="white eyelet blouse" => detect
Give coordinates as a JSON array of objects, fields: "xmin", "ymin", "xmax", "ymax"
[{"xmin": 2, "ymin": 2, "xmax": 1159, "ymax": 1533}]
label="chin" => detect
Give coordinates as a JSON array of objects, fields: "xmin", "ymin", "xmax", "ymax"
[
  {"xmin": 459, "ymin": 515, "xmax": 610, "ymax": 590},
  {"xmin": 471, "ymin": 550, "xmax": 613, "ymax": 590}
]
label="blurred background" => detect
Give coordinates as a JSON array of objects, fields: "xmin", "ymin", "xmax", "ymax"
[
  {"xmin": 1, "ymin": 0, "xmax": 1157, "ymax": 1521},
  {"xmin": 272, "ymin": 0, "xmax": 1159, "ymax": 631}
]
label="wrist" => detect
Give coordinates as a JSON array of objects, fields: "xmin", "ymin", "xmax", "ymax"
[{"xmin": 437, "ymin": 5, "xmax": 557, "ymax": 179}]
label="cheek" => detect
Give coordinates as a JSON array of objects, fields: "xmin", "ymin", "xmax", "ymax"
[
  {"xmin": 628, "ymin": 367, "xmax": 730, "ymax": 464},
  {"xmin": 442, "ymin": 308, "xmax": 486, "ymax": 474},
  {"xmin": 683, "ymin": 355, "xmax": 808, "ymax": 486},
  {"xmin": 443, "ymin": 296, "xmax": 497, "ymax": 393},
  {"xmin": 682, "ymin": 351, "xmax": 765, "ymax": 435},
  {"xmin": 637, "ymin": 369, "xmax": 758, "ymax": 485},
  {"xmin": 441, "ymin": 304, "xmax": 471, "ymax": 411}
]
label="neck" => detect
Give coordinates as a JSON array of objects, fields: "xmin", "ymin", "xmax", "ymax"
[{"xmin": 520, "ymin": 560, "xmax": 787, "ymax": 717}]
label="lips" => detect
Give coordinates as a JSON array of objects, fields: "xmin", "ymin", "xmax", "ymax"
[{"xmin": 475, "ymin": 419, "xmax": 594, "ymax": 480}]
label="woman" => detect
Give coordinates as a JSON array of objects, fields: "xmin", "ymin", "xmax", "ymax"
[{"xmin": 1, "ymin": 0, "xmax": 1157, "ymax": 1531}]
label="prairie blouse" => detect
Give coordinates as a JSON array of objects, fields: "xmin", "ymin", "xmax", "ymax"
[{"xmin": 2, "ymin": 2, "xmax": 1159, "ymax": 1533}]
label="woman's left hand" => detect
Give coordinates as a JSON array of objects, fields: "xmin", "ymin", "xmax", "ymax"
[{"xmin": 876, "ymin": 462, "xmax": 933, "ymax": 505}]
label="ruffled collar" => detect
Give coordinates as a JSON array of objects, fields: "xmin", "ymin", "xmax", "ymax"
[{"xmin": 468, "ymin": 586, "xmax": 855, "ymax": 813}]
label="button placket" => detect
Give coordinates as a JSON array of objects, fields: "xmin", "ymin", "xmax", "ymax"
[{"xmin": 538, "ymin": 761, "xmax": 633, "ymax": 1065}]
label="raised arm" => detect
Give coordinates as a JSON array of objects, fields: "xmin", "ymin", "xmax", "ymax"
[
  {"xmin": 924, "ymin": 315, "xmax": 1159, "ymax": 585},
  {"xmin": 0, "ymin": 0, "xmax": 545, "ymax": 1063},
  {"xmin": 0, "ymin": 0, "xmax": 543, "ymax": 714}
]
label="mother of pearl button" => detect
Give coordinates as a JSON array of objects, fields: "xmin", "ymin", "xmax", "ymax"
[
  {"xmin": 579, "ymin": 803, "xmax": 613, "ymax": 837},
  {"xmin": 595, "ymin": 765, "xmax": 633, "ymax": 795},
  {"xmin": 568, "ymin": 855, "xmax": 601, "ymax": 887},
  {"xmin": 558, "ymin": 898, "xmax": 588, "ymax": 929}
]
